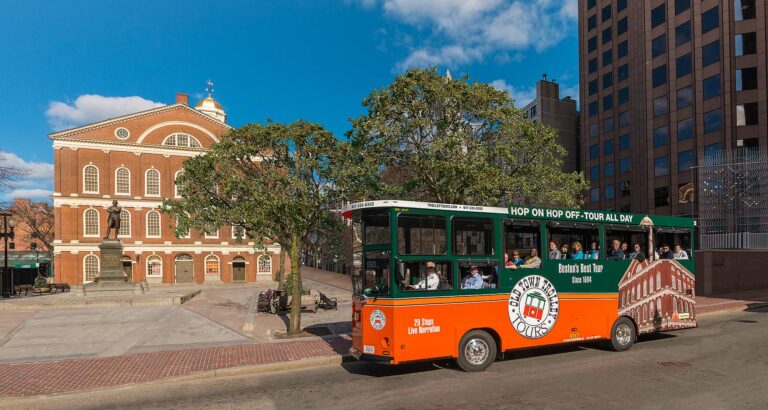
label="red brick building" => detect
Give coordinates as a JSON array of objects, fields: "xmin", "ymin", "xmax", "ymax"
[
  {"xmin": 619, "ymin": 259, "xmax": 696, "ymax": 333},
  {"xmin": 50, "ymin": 93, "xmax": 284, "ymax": 285}
]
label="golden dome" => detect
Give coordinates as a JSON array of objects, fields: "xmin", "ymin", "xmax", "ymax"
[{"xmin": 195, "ymin": 95, "xmax": 223, "ymax": 110}]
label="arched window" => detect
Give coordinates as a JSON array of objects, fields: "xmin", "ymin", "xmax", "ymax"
[
  {"xmin": 649, "ymin": 302, "xmax": 654, "ymax": 320},
  {"xmin": 84, "ymin": 208, "xmax": 100, "ymax": 236},
  {"xmin": 84, "ymin": 254, "xmax": 99, "ymax": 282},
  {"xmin": 649, "ymin": 275, "xmax": 654, "ymax": 293},
  {"xmin": 643, "ymin": 304, "xmax": 647, "ymax": 322},
  {"xmin": 631, "ymin": 287, "xmax": 636, "ymax": 302},
  {"xmin": 146, "ymin": 211, "xmax": 161, "ymax": 238},
  {"xmin": 643, "ymin": 280, "xmax": 648, "ymax": 297},
  {"xmin": 673, "ymin": 298, "xmax": 678, "ymax": 313},
  {"xmin": 671, "ymin": 276, "xmax": 677, "ymax": 290},
  {"xmin": 656, "ymin": 272, "xmax": 661, "ymax": 290},
  {"xmin": 146, "ymin": 255, "xmax": 162, "ymax": 277},
  {"xmin": 174, "ymin": 170, "xmax": 183, "ymax": 198},
  {"xmin": 163, "ymin": 133, "xmax": 201, "ymax": 148},
  {"xmin": 145, "ymin": 169, "xmax": 160, "ymax": 196},
  {"xmin": 115, "ymin": 167, "xmax": 130, "ymax": 195},
  {"xmin": 205, "ymin": 255, "xmax": 220, "ymax": 275},
  {"xmin": 656, "ymin": 298, "xmax": 662, "ymax": 312},
  {"xmin": 175, "ymin": 216, "xmax": 190, "ymax": 238},
  {"xmin": 118, "ymin": 209, "xmax": 131, "ymax": 237},
  {"xmin": 83, "ymin": 165, "xmax": 99, "ymax": 193},
  {"xmin": 258, "ymin": 255, "xmax": 272, "ymax": 275}
]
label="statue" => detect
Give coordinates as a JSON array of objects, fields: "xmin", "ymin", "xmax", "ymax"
[{"xmin": 104, "ymin": 200, "xmax": 122, "ymax": 240}]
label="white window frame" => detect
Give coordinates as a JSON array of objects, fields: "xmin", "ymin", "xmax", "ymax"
[
  {"xmin": 146, "ymin": 210, "xmax": 161, "ymax": 238},
  {"xmin": 145, "ymin": 168, "xmax": 161, "ymax": 197},
  {"xmin": 205, "ymin": 227, "xmax": 219, "ymax": 239},
  {"xmin": 82, "ymin": 164, "xmax": 99, "ymax": 194},
  {"xmin": 204, "ymin": 254, "xmax": 220, "ymax": 275},
  {"xmin": 174, "ymin": 170, "xmax": 183, "ymax": 198},
  {"xmin": 115, "ymin": 167, "xmax": 131, "ymax": 195},
  {"xmin": 118, "ymin": 209, "xmax": 131, "ymax": 238},
  {"xmin": 231, "ymin": 225, "xmax": 245, "ymax": 240},
  {"xmin": 146, "ymin": 255, "xmax": 163, "ymax": 277},
  {"xmin": 83, "ymin": 254, "xmax": 100, "ymax": 283},
  {"xmin": 176, "ymin": 216, "xmax": 191, "ymax": 239},
  {"xmin": 84, "ymin": 208, "xmax": 100, "ymax": 237},
  {"xmin": 163, "ymin": 133, "xmax": 201, "ymax": 148},
  {"xmin": 258, "ymin": 254, "xmax": 272, "ymax": 275}
]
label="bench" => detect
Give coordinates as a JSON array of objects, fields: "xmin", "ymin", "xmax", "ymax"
[
  {"xmin": 51, "ymin": 283, "xmax": 70, "ymax": 294},
  {"xmin": 318, "ymin": 291, "xmax": 338, "ymax": 310},
  {"xmin": 257, "ymin": 289, "xmax": 274, "ymax": 313},
  {"xmin": 14, "ymin": 285, "xmax": 33, "ymax": 296}
]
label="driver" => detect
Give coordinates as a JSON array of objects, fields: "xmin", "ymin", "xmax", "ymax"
[{"xmin": 408, "ymin": 261, "xmax": 440, "ymax": 290}]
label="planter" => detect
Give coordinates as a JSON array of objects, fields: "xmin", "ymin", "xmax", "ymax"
[{"xmin": 34, "ymin": 287, "xmax": 51, "ymax": 294}]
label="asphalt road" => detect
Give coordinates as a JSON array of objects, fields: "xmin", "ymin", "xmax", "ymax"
[{"xmin": 8, "ymin": 306, "xmax": 768, "ymax": 410}]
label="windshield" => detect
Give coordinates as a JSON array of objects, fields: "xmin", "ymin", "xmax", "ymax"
[
  {"xmin": 363, "ymin": 211, "xmax": 390, "ymax": 245},
  {"xmin": 352, "ymin": 252, "xmax": 363, "ymax": 297},
  {"xmin": 363, "ymin": 251, "xmax": 391, "ymax": 296}
]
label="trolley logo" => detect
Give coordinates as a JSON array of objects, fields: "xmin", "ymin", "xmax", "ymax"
[
  {"xmin": 370, "ymin": 309, "xmax": 386, "ymax": 331},
  {"xmin": 508, "ymin": 275, "xmax": 560, "ymax": 339}
]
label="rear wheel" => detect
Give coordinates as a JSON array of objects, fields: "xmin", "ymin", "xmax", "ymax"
[
  {"xmin": 607, "ymin": 317, "xmax": 636, "ymax": 352},
  {"xmin": 457, "ymin": 330, "xmax": 497, "ymax": 372}
]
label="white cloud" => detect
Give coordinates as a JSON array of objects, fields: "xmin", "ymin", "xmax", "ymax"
[
  {"xmin": 0, "ymin": 151, "xmax": 54, "ymax": 202},
  {"xmin": 490, "ymin": 79, "xmax": 536, "ymax": 107},
  {"xmin": 363, "ymin": 0, "xmax": 577, "ymax": 71},
  {"xmin": 46, "ymin": 94, "xmax": 165, "ymax": 131}
]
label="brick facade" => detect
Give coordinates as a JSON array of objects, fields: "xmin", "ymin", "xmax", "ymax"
[{"xmin": 51, "ymin": 96, "xmax": 287, "ymax": 285}]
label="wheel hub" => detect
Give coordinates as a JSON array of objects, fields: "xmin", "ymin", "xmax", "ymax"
[
  {"xmin": 464, "ymin": 338, "xmax": 489, "ymax": 365},
  {"xmin": 616, "ymin": 323, "xmax": 633, "ymax": 346}
]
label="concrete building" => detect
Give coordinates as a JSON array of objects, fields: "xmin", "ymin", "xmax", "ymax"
[
  {"xmin": 50, "ymin": 92, "xmax": 284, "ymax": 285},
  {"xmin": 579, "ymin": 0, "xmax": 767, "ymax": 215},
  {"xmin": 523, "ymin": 76, "xmax": 580, "ymax": 173}
]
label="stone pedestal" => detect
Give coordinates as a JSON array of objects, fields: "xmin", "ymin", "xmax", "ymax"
[{"xmin": 83, "ymin": 240, "xmax": 139, "ymax": 296}]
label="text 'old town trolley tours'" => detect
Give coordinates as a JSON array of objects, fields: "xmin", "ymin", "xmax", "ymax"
[{"xmin": 342, "ymin": 200, "xmax": 696, "ymax": 371}]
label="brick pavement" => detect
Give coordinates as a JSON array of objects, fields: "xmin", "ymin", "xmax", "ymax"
[{"xmin": 0, "ymin": 336, "xmax": 351, "ymax": 398}]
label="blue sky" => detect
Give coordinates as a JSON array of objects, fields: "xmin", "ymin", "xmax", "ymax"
[{"xmin": 0, "ymin": 0, "xmax": 578, "ymax": 201}]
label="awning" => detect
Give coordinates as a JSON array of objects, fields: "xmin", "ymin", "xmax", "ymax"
[{"xmin": 0, "ymin": 252, "xmax": 51, "ymax": 269}]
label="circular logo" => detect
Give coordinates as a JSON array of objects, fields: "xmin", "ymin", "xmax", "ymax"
[
  {"xmin": 508, "ymin": 275, "xmax": 559, "ymax": 339},
  {"xmin": 370, "ymin": 309, "xmax": 386, "ymax": 331}
]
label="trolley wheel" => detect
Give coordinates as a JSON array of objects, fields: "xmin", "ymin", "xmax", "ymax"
[
  {"xmin": 456, "ymin": 330, "xmax": 497, "ymax": 372},
  {"xmin": 606, "ymin": 317, "xmax": 636, "ymax": 352}
]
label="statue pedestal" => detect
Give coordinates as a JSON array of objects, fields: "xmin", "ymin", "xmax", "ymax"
[{"xmin": 84, "ymin": 240, "xmax": 140, "ymax": 296}]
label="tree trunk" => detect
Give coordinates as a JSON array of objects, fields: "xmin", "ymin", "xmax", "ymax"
[
  {"xmin": 277, "ymin": 250, "xmax": 286, "ymax": 290},
  {"xmin": 288, "ymin": 232, "xmax": 302, "ymax": 335}
]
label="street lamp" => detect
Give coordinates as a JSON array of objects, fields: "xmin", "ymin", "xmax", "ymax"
[{"xmin": 1, "ymin": 212, "xmax": 16, "ymax": 298}]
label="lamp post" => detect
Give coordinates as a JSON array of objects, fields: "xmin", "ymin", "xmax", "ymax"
[{"xmin": 1, "ymin": 212, "xmax": 16, "ymax": 298}]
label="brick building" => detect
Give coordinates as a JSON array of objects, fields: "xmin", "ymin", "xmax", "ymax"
[
  {"xmin": 579, "ymin": 0, "xmax": 767, "ymax": 215},
  {"xmin": 50, "ymin": 93, "xmax": 284, "ymax": 285},
  {"xmin": 6, "ymin": 198, "xmax": 52, "ymax": 252}
]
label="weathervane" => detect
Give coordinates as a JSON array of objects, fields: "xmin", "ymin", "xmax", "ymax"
[{"xmin": 205, "ymin": 79, "xmax": 215, "ymax": 97}]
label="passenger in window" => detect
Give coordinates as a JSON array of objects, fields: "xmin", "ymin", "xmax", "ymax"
[
  {"xmin": 407, "ymin": 261, "xmax": 440, "ymax": 290},
  {"xmin": 462, "ymin": 265, "xmax": 485, "ymax": 289},
  {"xmin": 511, "ymin": 250, "xmax": 524, "ymax": 266},
  {"xmin": 586, "ymin": 242, "xmax": 600, "ymax": 260},
  {"xmin": 627, "ymin": 243, "xmax": 647, "ymax": 261},
  {"xmin": 606, "ymin": 239, "xmax": 625, "ymax": 260},
  {"xmin": 659, "ymin": 244, "xmax": 674, "ymax": 259},
  {"xmin": 504, "ymin": 253, "xmax": 515, "ymax": 268},
  {"xmin": 673, "ymin": 244, "xmax": 689, "ymax": 260},
  {"xmin": 621, "ymin": 242, "xmax": 629, "ymax": 255},
  {"xmin": 570, "ymin": 242, "xmax": 585, "ymax": 259},
  {"xmin": 559, "ymin": 244, "xmax": 570, "ymax": 259},
  {"xmin": 511, "ymin": 248, "xmax": 541, "ymax": 269},
  {"xmin": 548, "ymin": 241, "xmax": 562, "ymax": 260}
]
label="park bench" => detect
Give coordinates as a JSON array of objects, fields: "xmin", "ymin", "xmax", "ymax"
[
  {"xmin": 51, "ymin": 283, "xmax": 70, "ymax": 293},
  {"xmin": 257, "ymin": 289, "xmax": 274, "ymax": 313},
  {"xmin": 14, "ymin": 285, "xmax": 33, "ymax": 296},
  {"xmin": 271, "ymin": 289, "xmax": 318, "ymax": 314},
  {"xmin": 317, "ymin": 291, "xmax": 338, "ymax": 310}
]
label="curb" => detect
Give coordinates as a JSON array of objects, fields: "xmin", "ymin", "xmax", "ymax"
[
  {"xmin": 697, "ymin": 301, "xmax": 768, "ymax": 316},
  {"xmin": 0, "ymin": 354, "xmax": 349, "ymax": 404},
  {"xmin": 0, "ymin": 290, "xmax": 201, "ymax": 311}
]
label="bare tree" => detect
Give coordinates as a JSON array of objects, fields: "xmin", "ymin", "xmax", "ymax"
[
  {"xmin": 8, "ymin": 200, "xmax": 54, "ymax": 254},
  {"xmin": 0, "ymin": 164, "xmax": 28, "ymax": 190}
]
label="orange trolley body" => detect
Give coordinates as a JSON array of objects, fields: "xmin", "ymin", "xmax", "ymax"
[{"xmin": 343, "ymin": 201, "xmax": 697, "ymax": 370}]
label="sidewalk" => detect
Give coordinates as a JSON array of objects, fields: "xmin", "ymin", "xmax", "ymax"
[
  {"xmin": 695, "ymin": 287, "xmax": 768, "ymax": 315},
  {"xmin": 0, "ymin": 335, "xmax": 351, "ymax": 399}
]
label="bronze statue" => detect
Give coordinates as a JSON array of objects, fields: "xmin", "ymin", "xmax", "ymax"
[{"xmin": 104, "ymin": 200, "xmax": 122, "ymax": 240}]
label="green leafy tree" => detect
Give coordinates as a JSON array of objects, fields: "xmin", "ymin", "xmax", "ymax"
[
  {"xmin": 337, "ymin": 67, "xmax": 588, "ymax": 207},
  {"xmin": 163, "ymin": 120, "xmax": 341, "ymax": 335}
]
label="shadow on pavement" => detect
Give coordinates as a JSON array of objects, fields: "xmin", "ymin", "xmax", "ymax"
[
  {"xmin": 745, "ymin": 303, "xmax": 768, "ymax": 312},
  {"xmin": 341, "ymin": 359, "xmax": 454, "ymax": 377}
]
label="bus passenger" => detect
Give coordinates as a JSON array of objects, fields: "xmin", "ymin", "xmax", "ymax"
[
  {"xmin": 504, "ymin": 253, "xmax": 515, "ymax": 268},
  {"xmin": 462, "ymin": 265, "xmax": 485, "ymax": 289},
  {"xmin": 659, "ymin": 244, "xmax": 674, "ymax": 259},
  {"xmin": 673, "ymin": 245, "xmax": 689, "ymax": 260},
  {"xmin": 571, "ymin": 242, "xmax": 584, "ymax": 259},
  {"xmin": 407, "ymin": 261, "xmax": 440, "ymax": 290},
  {"xmin": 606, "ymin": 239, "xmax": 625, "ymax": 261},
  {"xmin": 586, "ymin": 242, "xmax": 600, "ymax": 259},
  {"xmin": 511, "ymin": 250, "xmax": 524, "ymax": 266},
  {"xmin": 627, "ymin": 243, "xmax": 646, "ymax": 261},
  {"xmin": 560, "ymin": 244, "xmax": 570, "ymax": 259},
  {"xmin": 548, "ymin": 241, "xmax": 562, "ymax": 260},
  {"xmin": 621, "ymin": 242, "xmax": 629, "ymax": 256},
  {"xmin": 511, "ymin": 248, "xmax": 541, "ymax": 269}
]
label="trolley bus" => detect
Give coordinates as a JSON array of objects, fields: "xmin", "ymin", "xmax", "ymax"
[{"xmin": 342, "ymin": 200, "xmax": 696, "ymax": 372}]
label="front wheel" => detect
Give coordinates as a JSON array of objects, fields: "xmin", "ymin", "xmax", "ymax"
[
  {"xmin": 457, "ymin": 330, "xmax": 497, "ymax": 372},
  {"xmin": 607, "ymin": 317, "xmax": 636, "ymax": 352}
]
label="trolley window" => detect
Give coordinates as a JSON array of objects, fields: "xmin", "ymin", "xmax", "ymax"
[
  {"xmin": 654, "ymin": 227, "xmax": 692, "ymax": 260},
  {"xmin": 397, "ymin": 214, "xmax": 447, "ymax": 255},
  {"xmin": 363, "ymin": 211, "xmax": 390, "ymax": 246},
  {"xmin": 547, "ymin": 222, "xmax": 600, "ymax": 260},
  {"xmin": 503, "ymin": 219, "xmax": 541, "ymax": 268},
  {"xmin": 453, "ymin": 217, "xmax": 494, "ymax": 256},
  {"xmin": 363, "ymin": 251, "xmax": 391, "ymax": 296},
  {"xmin": 605, "ymin": 225, "xmax": 648, "ymax": 261},
  {"xmin": 398, "ymin": 260, "xmax": 453, "ymax": 291},
  {"xmin": 458, "ymin": 261, "xmax": 498, "ymax": 290}
]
